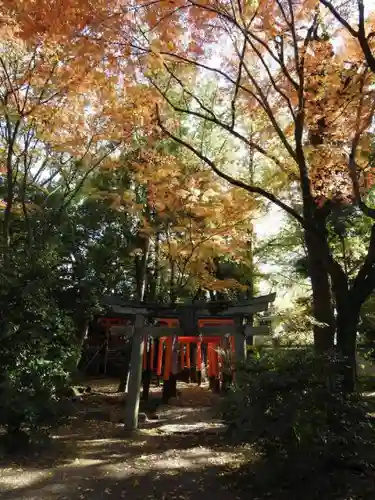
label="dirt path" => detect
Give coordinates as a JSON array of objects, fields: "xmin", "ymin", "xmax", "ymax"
[{"xmin": 0, "ymin": 380, "xmax": 251, "ymax": 500}]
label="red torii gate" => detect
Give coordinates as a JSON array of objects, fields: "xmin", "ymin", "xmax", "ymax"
[
  {"xmin": 97, "ymin": 316, "xmax": 233, "ymax": 379},
  {"xmin": 108, "ymin": 294, "xmax": 276, "ymax": 430},
  {"xmin": 143, "ymin": 317, "xmax": 235, "ymax": 383}
]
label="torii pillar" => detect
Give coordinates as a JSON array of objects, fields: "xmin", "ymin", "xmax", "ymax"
[
  {"xmin": 124, "ymin": 314, "xmax": 145, "ymax": 430},
  {"xmin": 234, "ymin": 316, "xmax": 247, "ymax": 365}
]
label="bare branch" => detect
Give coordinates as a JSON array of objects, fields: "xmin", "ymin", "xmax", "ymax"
[
  {"xmin": 156, "ymin": 104, "xmax": 306, "ymax": 228},
  {"xmin": 232, "ymin": 29, "xmax": 296, "ymax": 119},
  {"xmin": 346, "ymin": 71, "xmax": 375, "ymax": 218},
  {"xmin": 357, "ymin": 0, "xmax": 375, "ymax": 73},
  {"xmin": 350, "ymin": 223, "xmax": 375, "ymax": 304},
  {"xmin": 151, "ymin": 75, "xmax": 297, "ymax": 180},
  {"xmin": 319, "ymin": 0, "xmax": 358, "ymax": 37},
  {"xmin": 60, "ymin": 142, "xmax": 121, "ymax": 211},
  {"xmin": 230, "ymin": 37, "xmax": 246, "ymax": 129},
  {"xmin": 320, "ymin": 0, "xmax": 375, "ymax": 73},
  {"xmin": 236, "ymin": 52, "xmax": 297, "ymax": 162}
]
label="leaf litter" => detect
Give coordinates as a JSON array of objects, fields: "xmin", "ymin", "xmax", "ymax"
[{"xmin": 0, "ymin": 379, "xmax": 253, "ymax": 500}]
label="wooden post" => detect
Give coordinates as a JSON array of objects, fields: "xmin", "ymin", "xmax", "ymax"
[
  {"xmin": 141, "ymin": 337, "xmax": 152, "ymax": 401},
  {"xmin": 163, "ymin": 335, "xmax": 178, "ymax": 402},
  {"xmin": 103, "ymin": 330, "xmax": 109, "ymax": 375},
  {"xmin": 196, "ymin": 341, "xmax": 202, "ymax": 385},
  {"xmin": 189, "ymin": 342, "xmax": 197, "ymax": 383},
  {"xmin": 170, "ymin": 335, "xmax": 178, "ymax": 397},
  {"xmin": 234, "ymin": 317, "xmax": 246, "ymax": 365},
  {"xmin": 247, "ymin": 314, "xmax": 254, "ymax": 346},
  {"xmin": 124, "ymin": 314, "xmax": 145, "ymax": 430},
  {"xmin": 117, "ymin": 339, "xmax": 131, "ymax": 392}
]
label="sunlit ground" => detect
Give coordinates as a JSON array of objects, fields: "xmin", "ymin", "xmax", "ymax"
[{"xmin": 0, "ymin": 379, "xmax": 253, "ymax": 500}]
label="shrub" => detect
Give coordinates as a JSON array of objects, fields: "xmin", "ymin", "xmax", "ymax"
[
  {"xmin": 0, "ymin": 339, "xmax": 79, "ymax": 442},
  {"xmin": 0, "ymin": 262, "xmax": 81, "ymax": 451},
  {"xmin": 273, "ymin": 298, "xmax": 314, "ymax": 346},
  {"xmin": 220, "ymin": 348, "xmax": 375, "ymax": 497}
]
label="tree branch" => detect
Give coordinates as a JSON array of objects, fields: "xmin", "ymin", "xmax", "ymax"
[
  {"xmin": 350, "ymin": 223, "xmax": 375, "ymax": 306},
  {"xmin": 357, "ymin": 0, "xmax": 375, "ymax": 73},
  {"xmin": 347, "ymin": 71, "xmax": 375, "ymax": 218},
  {"xmin": 319, "ymin": 0, "xmax": 358, "ymax": 37},
  {"xmin": 151, "ymin": 75, "xmax": 298, "ymax": 181},
  {"xmin": 320, "ymin": 0, "xmax": 375, "ymax": 73},
  {"xmin": 156, "ymin": 104, "xmax": 306, "ymax": 228}
]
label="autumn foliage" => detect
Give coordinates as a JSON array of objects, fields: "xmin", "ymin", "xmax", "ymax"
[
  {"xmin": 125, "ymin": 0, "xmax": 375, "ymax": 388},
  {"xmin": 0, "ymin": 0, "xmax": 375, "ymax": 388},
  {"xmin": 96, "ymin": 146, "xmax": 257, "ymax": 297}
]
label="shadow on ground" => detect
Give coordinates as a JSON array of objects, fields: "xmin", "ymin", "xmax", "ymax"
[
  {"xmin": 0, "ymin": 419, "xmax": 248, "ymax": 500},
  {"xmin": 2, "ymin": 426, "xmax": 373, "ymax": 500},
  {"xmin": 0, "ymin": 461, "xmax": 236, "ymax": 500},
  {"xmin": 2, "ymin": 379, "xmax": 374, "ymax": 500},
  {"xmin": 0, "ymin": 380, "xmax": 248, "ymax": 500}
]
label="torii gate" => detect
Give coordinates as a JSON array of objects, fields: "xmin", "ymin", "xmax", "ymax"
[{"xmin": 110, "ymin": 293, "xmax": 276, "ymax": 430}]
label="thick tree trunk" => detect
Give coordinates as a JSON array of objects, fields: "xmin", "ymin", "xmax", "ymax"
[
  {"xmin": 333, "ymin": 223, "xmax": 375, "ymax": 392},
  {"xmin": 335, "ymin": 296, "xmax": 359, "ymax": 393},
  {"xmin": 2, "ymin": 125, "xmax": 19, "ymax": 258},
  {"xmin": 305, "ymin": 231, "xmax": 335, "ymax": 352},
  {"xmin": 306, "ymin": 226, "xmax": 357, "ymax": 392},
  {"xmin": 330, "ymin": 262, "xmax": 360, "ymax": 394}
]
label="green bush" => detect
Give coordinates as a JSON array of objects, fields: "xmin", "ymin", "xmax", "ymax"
[
  {"xmin": 0, "ymin": 341, "xmax": 79, "ymax": 439},
  {"xmin": 0, "ymin": 261, "xmax": 81, "ymax": 451},
  {"xmin": 220, "ymin": 349, "xmax": 375, "ymax": 495}
]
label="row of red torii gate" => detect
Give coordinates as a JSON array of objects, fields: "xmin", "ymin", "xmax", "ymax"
[{"xmin": 100, "ymin": 294, "xmax": 276, "ymax": 429}]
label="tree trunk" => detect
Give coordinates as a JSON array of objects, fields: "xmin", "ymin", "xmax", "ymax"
[
  {"xmin": 136, "ymin": 236, "xmax": 150, "ymax": 302},
  {"xmin": 335, "ymin": 293, "xmax": 360, "ymax": 393},
  {"xmin": 333, "ymin": 223, "xmax": 375, "ymax": 392},
  {"xmin": 169, "ymin": 259, "xmax": 177, "ymax": 304},
  {"xmin": 329, "ymin": 255, "xmax": 361, "ymax": 394},
  {"xmin": 149, "ymin": 232, "xmax": 160, "ymax": 301},
  {"xmin": 305, "ymin": 230, "xmax": 335, "ymax": 352},
  {"xmin": 2, "ymin": 122, "xmax": 19, "ymax": 258},
  {"xmin": 2, "ymin": 179, "xmax": 13, "ymax": 258},
  {"xmin": 75, "ymin": 317, "xmax": 89, "ymax": 346}
]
